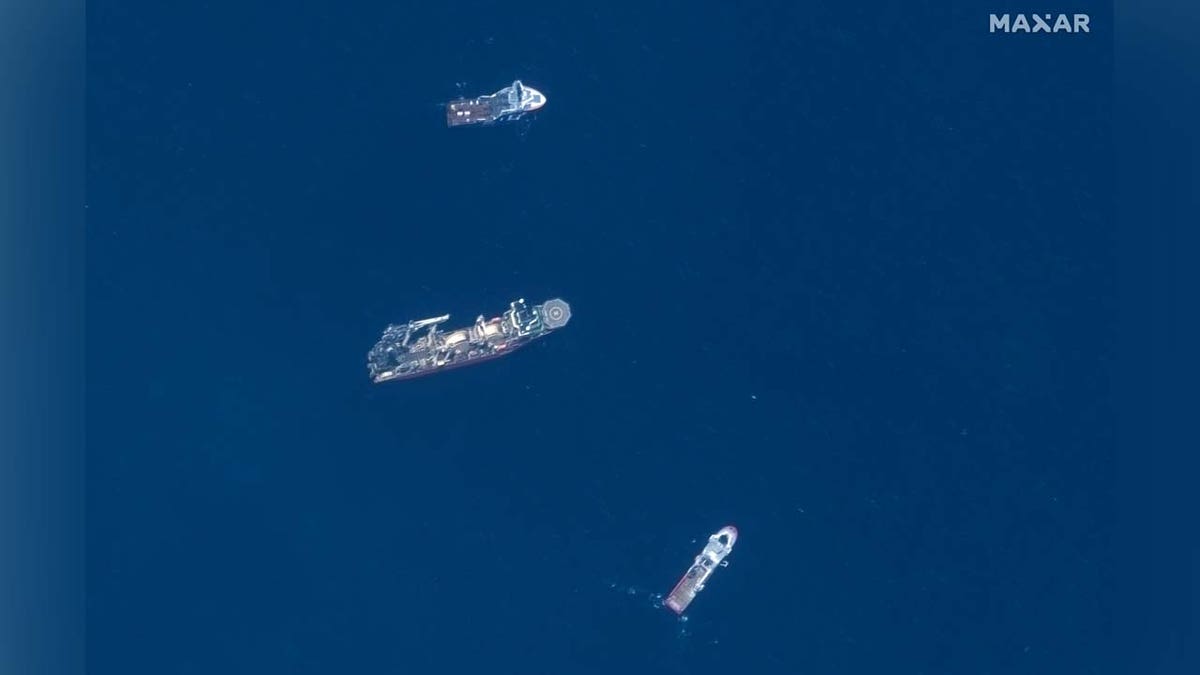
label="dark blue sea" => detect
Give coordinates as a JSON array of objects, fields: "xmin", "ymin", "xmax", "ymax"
[{"xmin": 88, "ymin": 1, "xmax": 1114, "ymax": 673}]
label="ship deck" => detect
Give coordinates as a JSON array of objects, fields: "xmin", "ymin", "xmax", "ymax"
[{"xmin": 446, "ymin": 97, "xmax": 504, "ymax": 127}]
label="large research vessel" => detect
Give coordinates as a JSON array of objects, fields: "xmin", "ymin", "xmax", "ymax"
[
  {"xmin": 664, "ymin": 526, "xmax": 738, "ymax": 615},
  {"xmin": 445, "ymin": 80, "xmax": 546, "ymax": 127},
  {"xmin": 367, "ymin": 298, "xmax": 571, "ymax": 383}
]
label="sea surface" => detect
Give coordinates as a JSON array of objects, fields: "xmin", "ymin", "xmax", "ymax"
[{"xmin": 88, "ymin": 1, "xmax": 1114, "ymax": 673}]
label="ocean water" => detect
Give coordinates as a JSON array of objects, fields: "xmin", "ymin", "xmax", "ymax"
[{"xmin": 88, "ymin": 1, "xmax": 1114, "ymax": 673}]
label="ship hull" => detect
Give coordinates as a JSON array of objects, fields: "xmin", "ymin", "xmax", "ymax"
[
  {"xmin": 445, "ymin": 81, "xmax": 545, "ymax": 127},
  {"xmin": 368, "ymin": 298, "xmax": 570, "ymax": 384},
  {"xmin": 371, "ymin": 340, "xmax": 534, "ymax": 383},
  {"xmin": 664, "ymin": 526, "xmax": 737, "ymax": 615}
]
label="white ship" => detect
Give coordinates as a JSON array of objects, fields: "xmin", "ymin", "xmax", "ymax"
[
  {"xmin": 664, "ymin": 525, "xmax": 738, "ymax": 614},
  {"xmin": 367, "ymin": 298, "xmax": 571, "ymax": 383},
  {"xmin": 445, "ymin": 80, "xmax": 546, "ymax": 127}
]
